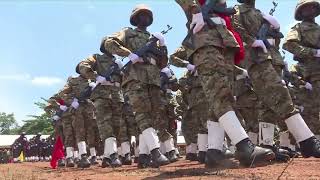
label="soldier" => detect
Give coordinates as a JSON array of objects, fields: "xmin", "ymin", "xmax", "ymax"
[
  {"xmin": 12, "ymin": 132, "xmax": 28, "ymax": 163},
  {"xmin": 175, "ymin": 0, "xmax": 274, "ymax": 167},
  {"xmin": 101, "ymin": 4, "xmax": 170, "ymax": 167},
  {"xmin": 232, "ymin": 0, "xmax": 320, "ymax": 159},
  {"xmin": 118, "ymin": 95, "xmax": 138, "ymax": 165},
  {"xmin": 77, "ymin": 53, "xmax": 124, "ymax": 168},
  {"xmin": 51, "ymin": 84, "xmax": 77, "ymax": 167},
  {"xmin": 283, "ymin": 0, "xmax": 320, "ymax": 154},
  {"xmin": 159, "ymin": 66, "xmax": 180, "ymax": 162},
  {"xmin": 170, "ymin": 46, "xmax": 209, "ymax": 164},
  {"xmin": 57, "ymin": 75, "xmax": 102, "ymax": 168},
  {"xmin": 45, "ymin": 97, "xmax": 66, "ymax": 167}
]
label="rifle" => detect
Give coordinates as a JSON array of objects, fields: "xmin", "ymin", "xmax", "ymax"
[
  {"xmin": 160, "ymin": 69, "xmax": 178, "ymax": 92},
  {"xmin": 182, "ymin": 0, "xmax": 236, "ymax": 49},
  {"xmin": 256, "ymin": 1, "xmax": 284, "ymax": 49},
  {"xmin": 79, "ymin": 25, "xmax": 173, "ymax": 100}
]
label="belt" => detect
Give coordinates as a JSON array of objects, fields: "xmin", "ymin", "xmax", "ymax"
[{"xmin": 101, "ymin": 81, "xmax": 121, "ymax": 87}]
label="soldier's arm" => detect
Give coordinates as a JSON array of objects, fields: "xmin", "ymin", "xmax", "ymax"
[
  {"xmin": 175, "ymin": 0, "xmax": 201, "ymax": 14},
  {"xmin": 103, "ymin": 29, "xmax": 132, "ymax": 57},
  {"xmin": 232, "ymin": 7, "xmax": 256, "ymax": 46},
  {"xmin": 77, "ymin": 55, "xmax": 97, "ymax": 80},
  {"xmin": 169, "ymin": 46, "xmax": 189, "ymax": 68},
  {"xmin": 283, "ymin": 26, "xmax": 317, "ymax": 60}
]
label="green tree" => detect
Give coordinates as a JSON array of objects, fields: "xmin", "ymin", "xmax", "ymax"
[
  {"xmin": 0, "ymin": 112, "xmax": 19, "ymax": 134},
  {"xmin": 19, "ymin": 100, "xmax": 54, "ymax": 135}
]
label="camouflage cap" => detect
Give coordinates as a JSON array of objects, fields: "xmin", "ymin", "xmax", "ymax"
[
  {"xmin": 130, "ymin": 4, "xmax": 153, "ymax": 26},
  {"xmin": 295, "ymin": 0, "xmax": 320, "ymax": 21}
]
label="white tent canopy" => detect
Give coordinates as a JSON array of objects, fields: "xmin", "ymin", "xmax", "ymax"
[{"xmin": 0, "ymin": 135, "xmax": 50, "ymax": 148}]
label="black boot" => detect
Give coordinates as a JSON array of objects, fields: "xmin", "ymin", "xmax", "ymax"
[
  {"xmin": 58, "ymin": 159, "xmax": 66, "ymax": 167},
  {"xmin": 90, "ymin": 156, "xmax": 99, "ymax": 165},
  {"xmin": 299, "ymin": 137, "xmax": 320, "ymax": 158},
  {"xmin": 281, "ymin": 147, "xmax": 300, "ymax": 158},
  {"xmin": 138, "ymin": 154, "xmax": 151, "ymax": 169},
  {"xmin": 205, "ymin": 149, "xmax": 226, "ymax": 168},
  {"xmin": 150, "ymin": 148, "xmax": 170, "ymax": 167},
  {"xmin": 66, "ymin": 157, "xmax": 75, "ymax": 167},
  {"xmin": 101, "ymin": 157, "xmax": 111, "ymax": 168},
  {"xmin": 122, "ymin": 153, "xmax": 132, "ymax": 165},
  {"xmin": 235, "ymin": 138, "xmax": 275, "ymax": 167},
  {"xmin": 261, "ymin": 145, "xmax": 290, "ymax": 162},
  {"xmin": 109, "ymin": 153, "xmax": 122, "ymax": 168},
  {"xmin": 78, "ymin": 154, "xmax": 91, "ymax": 168},
  {"xmin": 186, "ymin": 153, "xmax": 198, "ymax": 161},
  {"xmin": 166, "ymin": 150, "xmax": 178, "ymax": 163},
  {"xmin": 198, "ymin": 151, "xmax": 206, "ymax": 164}
]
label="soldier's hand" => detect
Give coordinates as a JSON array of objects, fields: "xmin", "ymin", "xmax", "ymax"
[
  {"xmin": 128, "ymin": 53, "xmax": 143, "ymax": 64},
  {"xmin": 96, "ymin": 75, "xmax": 107, "ymax": 84},
  {"xmin": 59, "ymin": 105, "xmax": 68, "ymax": 111},
  {"xmin": 71, "ymin": 98, "xmax": 79, "ymax": 109},
  {"xmin": 252, "ymin": 40, "xmax": 268, "ymax": 53},
  {"xmin": 187, "ymin": 64, "xmax": 196, "ymax": 72},
  {"xmin": 262, "ymin": 13, "xmax": 280, "ymax": 29},
  {"xmin": 153, "ymin": 32, "xmax": 166, "ymax": 46},
  {"xmin": 305, "ymin": 82, "xmax": 313, "ymax": 91},
  {"xmin": 161, "ymin": 67, "xmax": 173, "ymax": 78},
  {"xmin": 190, "ymin": 13, "xmax": 205, "ymax": 34}
]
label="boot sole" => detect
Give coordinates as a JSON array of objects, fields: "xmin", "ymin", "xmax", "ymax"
[{"xmin": 240, "ymin": 152, "xmax": 275, "ymax": 167}]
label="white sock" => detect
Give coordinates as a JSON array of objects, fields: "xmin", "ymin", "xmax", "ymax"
[
  {"xmin": 280, "ymin": 132, "xmax": 291, "ymax": 148},
  {"xmin": 103, "ymin": 137, "xmax": 117, "ymax": 158},
  {"xmin": 164, "ymin": 137, "xmax": 175, "ymax": 153},
  {"xmin": 207, "ymin": 121, "xmax": 225, "ymax": 151},
  {"xmin": 121, "ymin": 141, "xmax": 131, "ymax": 155},
  {"xmin": 90, "ymin": 147, "xmax": 97, "ymax": 157},
  {"xmin": 142, "ymin": 127, "xmax": 160, "ymax": 151},
  {"xmin": 66, "ymin": 147, "xmax": 74, "ymax": 158},
  {"xmin": 139, "ymin": 134, "xmax": 150, "ymax": 155},
  {"xmin": 259, "ymin": 122, "xmax": 275, "ymax": 146},
  {"xmin": 74, "ymin": 151, "xmax": 79, "ymax": 159},
  {"xmin": 218, "ymin": 111, "xmax": 248, "ymax": 145},
  {"xmin": 285, "ymin": 114, "xmax": 314, "ymax": 142},
  {"xmin": 160, "ymin": 142, "xmax": 166, "ymax": 154},
  {"xmin": 248, "ymin": 132, "xmax": 258, "ymax": 145},
  {"xmin": 78, "ymin": 141, "xmax": 87, "ymax": 156},
  {"xmin": 197, "ymin": 134, "xmax": 208, "ymax": 152}
]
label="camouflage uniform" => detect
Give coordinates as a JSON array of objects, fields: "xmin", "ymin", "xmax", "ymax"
[
  {"xmin": 176, "ymin": 0, "xmax": 275, "ymax": 167},
  {"xmin": 77, "ymin": 53, "xmax": 125, "ymax": 166},
  {"xmin": 101, "ymin": 4, "xmax": 171, "ymax": 167},
  {"xmin": 103, "ymin": 31, "xmax": 167, "ymax": 134},
  {"xmin": 283, "ymin": 1, "xmax": 320, "ymax": 136},
  {"xmin": 233, "ymin": 2, "xmax": 297, "ymax": 123}
]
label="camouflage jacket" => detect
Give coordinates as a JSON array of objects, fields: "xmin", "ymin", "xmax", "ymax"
[
  {"xmin": 77, "ymin": 54, "xmax": 124, "ymax": 102},
  {"xmin": 283, "ymin": 21, "xmax": 320, "ymax": 82},
  {"xmin": 103, "ymin": 27, "xmax": 168, "ymax": 87},
  {"xmin": 175, "ymin": 0, "xmax": 239, "ymax": 60},
  {"xmin": 233, "ymin": 4, "xmax": 272, "ymax": 63}
]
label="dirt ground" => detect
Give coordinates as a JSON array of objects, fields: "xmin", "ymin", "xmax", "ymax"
[{"xmin": 0, "ymin": 157, "xmax": 320, "ymax": 180}]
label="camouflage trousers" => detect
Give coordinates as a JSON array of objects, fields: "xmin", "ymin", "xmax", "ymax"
[
  {"xmin": 124, "ymin": 81, "xmax": 172, "ymax": 142},
  {"xmin": 249, "ymin": 60, "xmax": 298, "ymax": 120},
  {"xmin": 193, "ymin": 46, "xmax": 235, "ymax": 119},
  {"xmin": 235, "ymin": 90, "xmax": 259, "ymax": 133},
  {"xmin": 93, "ymin": 98, "xmax": 122, "ymax": 142},
  {"xmin": 73, "ymin": 101, "xmax": 97, "ymax": 147},
  {"xmin": 181, "ymin": 103, "xmax": 209, "ymax": 145},
  {"xmin": 62, "ymin": 111, "xmax": 76, "ymax": 148},
  {"xmin": 54, "ymin": 119, "xmax": 64, "ymax": 142},
  {"xmin": 118, "ymin": 109, "xmax": 138, "ymax": 143}
]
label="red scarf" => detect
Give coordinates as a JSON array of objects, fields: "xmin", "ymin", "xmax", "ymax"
[{"xmin": 198, "ymin": 0, "xmax": 245, "ymax": 64}]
